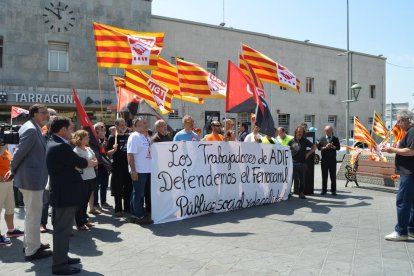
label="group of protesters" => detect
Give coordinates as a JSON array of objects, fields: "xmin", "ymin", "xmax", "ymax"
[
  {"xmin": 0, "ymin": 104, "xmax": 334, "ymax": 274},
  {"xmin": 3, "ymin": 103, "xmax": 412, "ymax": 274}
]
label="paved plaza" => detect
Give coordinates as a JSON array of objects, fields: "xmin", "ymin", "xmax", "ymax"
[{"xmin": 1, "ymin": 164, "xmax": 413, "ymax": 275}]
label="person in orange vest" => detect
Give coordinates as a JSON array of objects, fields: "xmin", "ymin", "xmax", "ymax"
[
  {"xmin": 205, "ymin": 121, "xmax": 224, "ymax": 141},
  {"xmin": 0, "ymin": 144, "xmax": 24, "ymax": 245}
]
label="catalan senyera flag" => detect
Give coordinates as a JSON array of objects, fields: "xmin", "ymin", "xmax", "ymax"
[
  {"xmin": 241, "ymin": 44, "xmax": 300, "ymax": 93},
  {"xmin": 239, "ymin": 54, "xmax": 264, "ymax": 89},
  {"xmin": 354, "ymin": 116, "xmax": 377, "ymax": 147},
  {"xmin": 372, "ymin": 111, "xmax": 388, "ymax": 138},
  {"xmin": 176, "ymin": 59, "xmax": 226, "ymax": 99},
  {"xmin": 391, "ymin": 123, "xmax": 406, "ymax": 144},
  {"xmin": 125, "ymin": 69, "xmax": 173, "ymax": 114},
  {"xmin": 93, "ymin": 22, "xmax": 164, "ymax": 69},
  {"xmin": 151, "ymin": 58, "xmax": 204, "ymax": 104}
]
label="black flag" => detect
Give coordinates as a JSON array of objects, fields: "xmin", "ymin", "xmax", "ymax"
[{"xmin": 254, "ymin": 90, "xmax": 275, "ymax": 137}]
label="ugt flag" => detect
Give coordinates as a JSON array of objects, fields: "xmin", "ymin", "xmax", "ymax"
[{"xmin": 93, "ymin": 22, "xmax": 164, "ymax": 70}]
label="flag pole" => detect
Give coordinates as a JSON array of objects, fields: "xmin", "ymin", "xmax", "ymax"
[
  {"xmin": 269, "ymin": 83, "xmax": 273, "ymax": 117},
  {"xmin": 175, "ymin": 58, "xmax": 186, "ymax": 119},
  {"xmin": 97, "ymin": 67, "xmax": 104, "ymax": 114}
]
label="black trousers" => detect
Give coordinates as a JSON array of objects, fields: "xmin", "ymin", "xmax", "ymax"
[
  {"xmin": 94, "ymin": 165, "xmax": 109, "ymax": 205},
  {"xmin": 111, "ymin": 167, "xmax": 132, "ymax": 213},
  {"xmin": 144, "ymin": 177, "xmax": 151, "ymax": 213},
  {"xmin": 75, "ymin": 179, "xmax": 95, "ymax": 227},
  {"xmin": 52, "ymin": 206, "xmax": 77, "ymax": 272},
  {"xmin": 321, "ymin": 158, "xmax": 337, "ymax": 193},
  {"xmin": 293, "ymin": 163, "xmax": 306, "ymax": 194}
]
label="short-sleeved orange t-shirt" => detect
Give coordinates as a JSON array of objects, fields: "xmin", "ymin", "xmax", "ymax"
[
  {"xmin": 0, "ymin": 147, "xmax": 11, "ymax": 177},
  {"xmin": 205, "ymin": 133, "xmax": 224, "ymax": 141}
]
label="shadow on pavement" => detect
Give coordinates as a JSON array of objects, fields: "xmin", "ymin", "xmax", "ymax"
[
  {"xmin": 1, "ymin": 238, "xmax": 26, "ymax": 263},
  {"xmin": 282, "ymin": 220, "xmax": 332, "ymax": 232},
  {"xmin": 24, "ymin": 263, "xmax": 104, "ymax": 276},
  {"xmin": 146, "ymin": 188, "xmax": 373, "ymax": 237},
  {"xmin": 357, "ymin": 185, "xmax": 397, "ymax": 194},
  {"xmin": 69, "ymin": 227, "xmax": 122, "ymax": 257}
]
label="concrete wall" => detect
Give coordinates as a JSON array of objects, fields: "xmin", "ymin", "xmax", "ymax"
[
  {"xmin": 150, "ymin": 16, "xmax": 386, "ymax": 139},
  {"xmin": 0, "ymin": 0, "xmax": 151, "ymax": 111},
  {"xmin": 0, "ymin": 2, "xmax": 386, "ymax": 136}
]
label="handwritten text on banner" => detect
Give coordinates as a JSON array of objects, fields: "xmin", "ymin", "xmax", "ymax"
[{"xmin": 151, "ymin": 142, "xmax": 293, "ymax": 224}]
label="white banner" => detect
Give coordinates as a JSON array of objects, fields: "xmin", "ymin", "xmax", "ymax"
[{"xmin": 151, "ymin": 141, "xmax": 293, "ymax": 224}]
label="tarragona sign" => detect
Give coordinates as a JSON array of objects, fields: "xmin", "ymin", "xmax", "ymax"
[{"xmin": 13, "ymin": 93, "xmax": 73, "ymax": 104}]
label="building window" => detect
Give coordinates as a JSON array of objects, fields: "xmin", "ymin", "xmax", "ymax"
[
  {"xmin": 278, "ymin": 114, "xmax": 290, "ymax": 132},
  {"xmin": 329, "ymin": 80, "xmax": 336, "ymax": 95},
  {"xmin": 168, "ymin": 109, "xmax": 180, "ymax": 119},
  {"xmin": 0, "ymin": 36, "xmax": 3, "ymax": 68},
  {"xmin": 170, "ymin": 57, "xmax": 184, "ymax": 65},
  {"xmin": 370, "ymin": 85, "xmax": 376, "ymax": 98},
  {"xmin": 349, "ymin": 116, "xmax": 359, "ymax": 124},
  {"xmin": 368, "ymin": 117, "xmax": 373, "ymax": 125},
  {"xmin": 48, "ymin": 42, "xmax": 68, "ymax": 72},
  {"xmin": 237, "ymin": 112, "xmax": 250, "ymax": 123},
  {"xmin": 107, "ymin": 68, "xmax": 125, "ymax": 77},
  {"xmin": 206, "ymin": 61, "xmax": 218, "ymax": 76},
  {"xmin": 305, "ymin": 77, "xmax": 314, "ymax": 93},
  {"xmin": 304, "ymin": 115, "xmax": 314, "ymax": 126},
  {"xmin": 328, "ymin": 115, "xmax": 337, "ymax": 129}
]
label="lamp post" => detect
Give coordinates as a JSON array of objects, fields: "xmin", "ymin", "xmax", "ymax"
[{"xmin": 341, "ymin": 0, "xmax": 362, "ymax": 152}]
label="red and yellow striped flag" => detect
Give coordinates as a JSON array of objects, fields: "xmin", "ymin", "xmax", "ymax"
[
  {"xmin": 239, "ymin": 54, "xmax": 264, "ymax": 89},
  {"xmin": 176, "ymin": 59, "xmax": 226, "ymax": 99},
  {"xmin": 354, "ymin": 116, "xmax": 377, "ymax": 147},
  {"xmin": 391, "ymin": 123, "xmax": 406, "ymax": 144},
  {"xmin": 241, "ymin": 44, "xmax": 300, "ymax": 93},
  {"xmin": 93, "ymin": 22, "xmax": 164, "ymax": 69},
  {"xmin": 125, "ymin": 69, "xmax": 173, "ymax": 114},
  {"xmin": 372, "ymin": 111, "xmax": 388, "ymax": 138},
  {"xmin": 151, "ymin": 58, "xmax": 204, "ymax": 104}
]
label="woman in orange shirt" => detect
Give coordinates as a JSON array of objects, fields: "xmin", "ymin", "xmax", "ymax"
[{"xmin": 0, "ymin": 145, "xmax": 24, "ymax": 245}]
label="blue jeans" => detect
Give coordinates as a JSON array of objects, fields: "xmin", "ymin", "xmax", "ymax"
[
  {"xmin": 395, "ymin": 175, "xmax": 414, "ymax": 235},
  {"xmin": 131, "ymin": 173, "xmax": 150, "ymax": 218},
  {"xmin": 41, "ymin": 189, "xmax": 50, "ymax": 226}
]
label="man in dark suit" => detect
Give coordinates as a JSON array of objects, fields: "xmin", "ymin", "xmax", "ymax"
[
  {"xmin": 317, "ymin": 125, "xmax": 340, "ymax": 195},
  {"xmin": 46, "ymin": 117, "xmax": 95, "ymax": 275}
]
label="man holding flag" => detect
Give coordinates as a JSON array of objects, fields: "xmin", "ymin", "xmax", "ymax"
[{"xmin": 382, "ymin": 110, "xmax": 414, "ymax": 241}]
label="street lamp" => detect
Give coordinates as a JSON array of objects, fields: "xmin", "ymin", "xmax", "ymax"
[
  {"xmin": 350, "ymin": 83, "xmax": 362, "ymax": 100},
  {"xmin": 342, "ymin": 82, "xmax": 362, "ymax": 152}
]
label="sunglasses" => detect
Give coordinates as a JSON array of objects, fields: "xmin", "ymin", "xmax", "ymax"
[{"xmin": 212, "ymin": 124, "xmax": 221, "ymax": 127}]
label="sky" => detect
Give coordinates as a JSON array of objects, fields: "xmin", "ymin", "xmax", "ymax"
[{"xmin": 152, "ymin": 0, "xmax": 414, "ymax": 109}]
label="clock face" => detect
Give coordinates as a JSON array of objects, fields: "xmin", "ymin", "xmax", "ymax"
[{"xmin": 43, "ymin": 1, "xmax": 75, "ymax": 32}]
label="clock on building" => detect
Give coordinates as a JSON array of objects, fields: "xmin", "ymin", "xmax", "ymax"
[{"xmin": 43, "ymin": 1, "xmax": 76, "ymax": 32}]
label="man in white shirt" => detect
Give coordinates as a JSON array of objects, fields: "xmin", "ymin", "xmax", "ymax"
[
  {"xmin": 244, "ymin": 125, "xmax": 262, "ymax": 143},
  {"xmin": 127, "ymin": 118, "xmax": 153, "ymax": 225}
]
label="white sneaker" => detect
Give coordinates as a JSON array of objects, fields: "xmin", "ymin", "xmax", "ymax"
[{"xmin": 385, "ymin": 231, "xmax": 408, "ymax": 241}]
